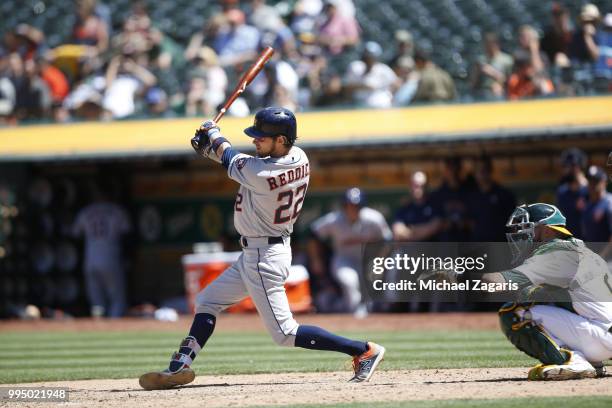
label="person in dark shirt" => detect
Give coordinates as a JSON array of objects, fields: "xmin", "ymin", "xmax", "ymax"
[
  {"xmin": 582, "ymin": 166, "xmax": 612, "ymax": 261},
  {"xmin": 556, "ymin": 148, "xmax": 589, "ymax": 239},
  {"xmin": 541, "ymin": 3, "xmax": 573, "ymax": 66},
  {"xmin": 430, "ymin": 156, "xmax": 474, "ymax": 242},
  {"xmin": 569, "ymin": 4, "xmax": 601, "ymax": 64},
  {"xmin": 392, "ymin": 171, "xmax": 442, "ymax": 242},
  {"xmin": 468, "ymin": 156, "xmax": 517, "ymax": 242}
]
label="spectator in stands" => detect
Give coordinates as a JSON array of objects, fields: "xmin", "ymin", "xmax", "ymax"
[
  {"xmin": 392, "ymin": 171, "xmax": 442, "ymax": 242},
  {"xmin": 290, "ymin": 0, "xmax": 322, "ymax": 39},
  {"xmin": 507, "ymin": 50, "xmax": 554, "ymax": 100},
  {"xmin": 256, "ymin": 13, "xmax": 298, "ymax": 62},
  {"xmin": 582, "ymin": 165, "xmax": 612, "ymax": 261},
  {"xmin": 102, "ymin": 51, "xmax": 156, "ymax": 119},
  {"xmin": 185, "ymin": 14, "xmax": 227, "ymax": 61},
  {"xmin": 517, "ymin": 25, "xmax": 547, "ymax": 72},
  {"xmin": 541, "ymin": 3, "xmax": 573, "ymax": 68},
  {"xmin": 72, "ymin": 0, "xmax": 109, "ymax": 56},
  {"xmin": 7, "ymin": 53, "xmax": 51, "ymax": 121},
  {"xmin": 569, "ymin": 4, "xmax": 601, "ymax": 64},
  {"xmin": 185, "ymin": 46, "xmax": 227, "ymax": 117},
  {"xmin": 595, "ymin": 13, "xmax": 612, "ymax": 82},
  {"xmin": 556, "ymin": 148, "xmax": 589, "ymax": 240},
  {"xmin": 392, "ymin": 56, "xmax": 419, "ymax": 106},
  {"xmin": 246, "ymin": 0, "xmax": 281, "ymax": 32},
  {"xmin": 468, "ymin": 156, "xmax": 516, "ymax": 242},
  {"xmin": 470, "ymin": 32, "xmax": 514, "ymax": 100},
  {"xmin": 39, "ymin": 56, "xmax": 69, "ymax": 106},
  {"xmin": 147, "ymin": 50, "xmax": 183, "ymax": 118},
  {"xmin": 316, "ymin": 0, "xmax": 360, "ymax": 56},
  {"xmin": 213, "ymin": 9, "xmax": 260, "ymax": 68},
  {"xmin": 260, "ymin": 60, "xmax": 299, "ymax": 111},
  {"xmin": 49, "ymin": 0, "xmax": 108, "ymax": 82},
  {"xmin": 430, "ymin": 156, "xmax": 474, "ymax": 242},
  {"xmin": 389, "ymin": 30, "xmax": 414, "ymax": 68},
  {"xmin": 113, "ymin": 2, "xmax": 153, "ymax": 54},
  {"xmin": 57, "ymin": 54, "xmax": 106, "ymax": 122},
  {"xmin": 312, "ymin": 67, "xmax": 345, "ymax": 107},
  {"xmin": 412, "ymin": 49, "xmax": 456, "ymax": 103},
  {"xmin": 344, "ymin": 41, "xmax": 398, "ymax": 108},
  {"xmin": 0, "ymin": 68, "xmax": 17, "ymax": 125},
  {"xmin": 3, "ymin": 24, "xmax": 47, "ymax": 62},
  {"xmin": 294, "ymin": 37, "xmax": 325, "ymax": 106}
]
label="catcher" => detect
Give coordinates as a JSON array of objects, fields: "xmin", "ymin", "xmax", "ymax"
[{"xmin": 426, "ymin": 203, "xmax": 612, "ymax": 380}]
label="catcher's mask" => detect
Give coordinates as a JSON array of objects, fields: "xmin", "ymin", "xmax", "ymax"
[{"xmin": 505, "ymin": 203, "xmax": 572, "ymax": 265}]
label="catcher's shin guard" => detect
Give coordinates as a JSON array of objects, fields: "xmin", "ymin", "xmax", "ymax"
[{"xmin": 498, "ymin": 302, "xmax": 570, "ymax": 365}]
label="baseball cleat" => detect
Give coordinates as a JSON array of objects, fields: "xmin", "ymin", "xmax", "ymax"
[
  {"xmin": 592, "ymin": 362, "xmax": 607, "ymax": 378},
  {"xmin": 527, "ymin": 363, "xmax": 596, "ymax": 381},
  {"xmin": 349, "ymin": 342, "xmax": 385, "ymax": 383},
  {"xmin": 139, "ymin": 367, "xmax": 195, "ymax": 390}
]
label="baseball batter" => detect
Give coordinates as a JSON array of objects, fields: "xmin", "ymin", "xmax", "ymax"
[{"xmin": 139, "ymin": 107, "xmax": 385, "ymax": 390}]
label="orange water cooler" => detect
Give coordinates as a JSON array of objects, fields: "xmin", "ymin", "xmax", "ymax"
[{"xmin": 182, "ymin": 251, "xmax": 312, "ymax": 313}]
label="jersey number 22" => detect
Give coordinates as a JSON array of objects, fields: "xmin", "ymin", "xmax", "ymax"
[{"xmin": 274, "ymin": 183, "xmax": 308, "ymax": 224}]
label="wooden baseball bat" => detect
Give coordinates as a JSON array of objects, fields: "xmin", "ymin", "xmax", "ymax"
[{"xmin": 213, "ymin": 46, "xmax": 275, "ymax": 123}]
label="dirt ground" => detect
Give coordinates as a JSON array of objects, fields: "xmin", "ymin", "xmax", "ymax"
[
  {"xmin": 3, "ymin": 314, "xmax": 610, "ymax": 407},
  {"xmin": 5, "ymin": 369, "xmax": 611, "ymax": 408}
]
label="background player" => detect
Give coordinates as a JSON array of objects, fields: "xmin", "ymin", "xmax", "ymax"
[
  {"xmin": 139, "ymin": 107, "xmax": 385, "ymax": 390},
  {"xmin": 72, "ymin": 183, "xmax": 131, "ymax": 318},
  {"xmin": 308, "ymin": 188, "xmax": 392, "ymax": 317}
]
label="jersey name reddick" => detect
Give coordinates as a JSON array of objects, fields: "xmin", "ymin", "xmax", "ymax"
[{"xmin": 266, "ymin": 163, "xmax": 310, "ymax": 191}]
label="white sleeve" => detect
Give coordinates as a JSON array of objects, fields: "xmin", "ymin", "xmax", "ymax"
[
  {"xmin": 370, "ymin": 211, "xmax": 393, "ymax": 241},
  {"xmin": 227, "ymin": 153, "xmax": 271, "ymax": 191},
  {"xmin": 377, "ymin": 213, "xmax": 393, "ymax": 241},
  {"xmin": 311, "ymin": 212, "xmax": 338, "ymax": 239},
  {"xmin": 344, "ymin": 61, "xmax": 364, "ymax": 84},
  {"xmin": 514, "ymin": 250, "xmax": 577, "ymax": 287},
  {"xmin": 382, "ymin": 65, "xmax": 398, "ymax": 87}
]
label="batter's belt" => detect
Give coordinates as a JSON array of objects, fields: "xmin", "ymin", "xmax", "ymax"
[{"xmin": 240, "ymin": 236, "xmax": 287, "ymax": 248}]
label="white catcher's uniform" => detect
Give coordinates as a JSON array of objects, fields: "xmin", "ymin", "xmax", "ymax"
[
  {"xmin": 505, "ymin": 238, "xmax": 612, "ymax": 364},
  {"xmin": 195, "ymin": 146, "xmax": 310, "ymax": 346},
  {"xmin": 312, "ymin": 208, "xmax": 392, "ymax": 311}
]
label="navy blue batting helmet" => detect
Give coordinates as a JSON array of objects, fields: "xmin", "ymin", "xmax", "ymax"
[
  {"xmin": 344, "ymin": 187, "xmax": 365, "ymax": 206},
  {"xmin": 244, "ymin": 107, "xmax": 297, "ymax": 145}
]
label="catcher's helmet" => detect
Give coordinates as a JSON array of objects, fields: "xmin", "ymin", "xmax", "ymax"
[
  {"xmin": 505, "ymin": 203, "xmax": 572, "ymax": 264},
  {"xmin": 344, "ymin": 187, "xmax": 365, "ymax": 206},
  {"xmin": 244, "ymin": 107, "xmax": 297, "ymax": 145}
]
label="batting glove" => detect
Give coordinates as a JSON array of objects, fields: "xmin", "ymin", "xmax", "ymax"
[{"xmin": 191, "ymin": 120, "xmax": 220, "ymax": 155}]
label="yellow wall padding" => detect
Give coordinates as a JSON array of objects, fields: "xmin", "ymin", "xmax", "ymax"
[{"xmin": 1, "ymin": 96, "xmax": 611, "ymax": 160}]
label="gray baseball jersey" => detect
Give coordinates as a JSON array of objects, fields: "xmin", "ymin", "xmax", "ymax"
[
  {"xmin": 312, "ymin": 207, "xmax": 392, "ymax": 267},
  {"xmin": 73, "ymin": 202, "xmax": 131, "ymax": 271},
  {"xmin": 228, "ymin": 146, "xmax": 310, "ymax": 237},
  {"xmin": 195, "ymin": 145, "xmax": 310, "ymax": 346}
]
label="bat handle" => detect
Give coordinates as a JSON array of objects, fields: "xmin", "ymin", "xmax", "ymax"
[{"xmin": 213, "ymin": 108, "xmax": 227, "ymax": 123}]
